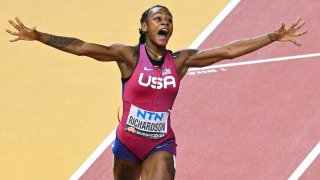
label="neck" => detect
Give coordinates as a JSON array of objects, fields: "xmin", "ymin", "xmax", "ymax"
[
  {"xmin": 145, "ymin": 40, "xmax": 166, "ymax": 56},
  {"xmin": 145, "ymin": 42, "xmax": 166, "ymax": 61}
]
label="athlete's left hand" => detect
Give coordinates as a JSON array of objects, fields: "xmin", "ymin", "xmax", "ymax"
[{"xmin": 273, "ymin": 17, "xmax": 307, "ymax": 46}]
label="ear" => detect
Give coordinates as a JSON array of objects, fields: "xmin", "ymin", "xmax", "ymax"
[{"xmin": 141, "ymin": 22, "xmax": 147, "ymax": 32}]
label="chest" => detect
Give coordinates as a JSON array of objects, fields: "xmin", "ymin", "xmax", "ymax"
[{"xmin": 123, "ymin": 62, "xmax": 179, "ymax": 104}]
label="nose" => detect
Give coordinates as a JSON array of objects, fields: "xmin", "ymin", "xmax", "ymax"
[
  {"xmin": 161, "ymin": 18, "xmax": 170, "ymax": 26},
  {"xmin": 161, "ymin": 20, "xmax": 169, "ymax": 26}
]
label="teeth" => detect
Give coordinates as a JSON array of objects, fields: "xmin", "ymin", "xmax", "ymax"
[
  {"xmin": 158, "ymin": 28, "xmax": 169, "ymax": 38},
  {"xmin": 161, "ymin": 29, "xmax": 168, "ymax": 32}
]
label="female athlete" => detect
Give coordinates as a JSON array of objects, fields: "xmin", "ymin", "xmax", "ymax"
[{"xmin": 6, "ymin": 5, "xmax": 306, "ymax": 180}]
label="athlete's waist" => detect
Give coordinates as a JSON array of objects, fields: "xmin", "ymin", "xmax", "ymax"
[{"xmin": 122, "ymin": 100, "xmax": 174, "ymax": 112}]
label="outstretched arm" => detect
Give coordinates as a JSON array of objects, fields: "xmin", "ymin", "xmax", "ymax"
[
  {"xmin": 6, "ymin": 17, "xmax": 128, "ymax": 62},
  {"xmin": 174, "ymin": 17, "xmax": 307, "ymax": 72}
]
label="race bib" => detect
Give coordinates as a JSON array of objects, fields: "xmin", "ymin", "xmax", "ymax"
[{"xmin": 125, "ymin": 104, "xmax": 169, "ymax": 139}]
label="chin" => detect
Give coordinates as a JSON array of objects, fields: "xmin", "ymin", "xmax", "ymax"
[
  {"xmin": 156, "ymin": 39, "xmax": 170, "ymax": 47},
  {"xmin": 158, "ymin": 42, "xmax": 168, "ymax": 47}
]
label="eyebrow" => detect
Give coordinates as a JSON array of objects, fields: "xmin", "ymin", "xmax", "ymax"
[{"xmin": 152, "ymin": 12, "xmax": 173, "ymax": 18}]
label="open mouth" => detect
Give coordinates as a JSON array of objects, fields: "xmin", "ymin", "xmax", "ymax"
[{"xmin": 158, "ymin": 29, "xmax": 168, "ymax": 39}]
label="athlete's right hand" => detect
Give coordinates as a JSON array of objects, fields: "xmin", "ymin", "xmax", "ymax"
[{"xmin": 6, "ymin": 17, "xmax": 38, "ymax": 42}]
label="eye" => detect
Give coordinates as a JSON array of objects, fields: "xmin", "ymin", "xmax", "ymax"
[
  {"xmin": 168, "ymin": 18, "xmax": 173, "ymax": 23},
  {"xmin": 154, "ymin": 17, "xmax": 161, "ymax": 22}
]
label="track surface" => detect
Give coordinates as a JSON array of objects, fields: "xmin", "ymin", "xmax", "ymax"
[{"xmin": 78, "ymin": 0, "xmax": 320, "ymax": 179}]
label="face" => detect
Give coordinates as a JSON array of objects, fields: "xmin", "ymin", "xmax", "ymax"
[{"xmin": 142, "ymin": 7, "xmax": 173, "ymax": 47}]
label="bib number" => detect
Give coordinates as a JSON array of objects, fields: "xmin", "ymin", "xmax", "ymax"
[{"xmin": 125, "ymin": 104, "xmax": 169, "ymax": 139}]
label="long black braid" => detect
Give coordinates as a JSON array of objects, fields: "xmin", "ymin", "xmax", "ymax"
[{"xmin": 139, "ymin": 5, "xmax": 170, "ymax": 44}]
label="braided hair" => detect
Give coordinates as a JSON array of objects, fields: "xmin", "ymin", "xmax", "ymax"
[{"xmin": 139, "ymin": 5, "xmax": 170, "ymax": 44}]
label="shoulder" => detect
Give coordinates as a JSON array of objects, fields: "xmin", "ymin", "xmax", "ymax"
[
  {"xmin": 109, "ymin": 43, "xmax": 138, "ymax": 53},
  {"xmin": 172, "ymin": 48, "xmax": 201, "ymax": 76},
  {"xmin": 172, "ymin": 49, "xmax": 200, "ymax": 61},
  {"xmin": 109, "ymin": 44, "xmax": 139, "ymax": 61}
]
